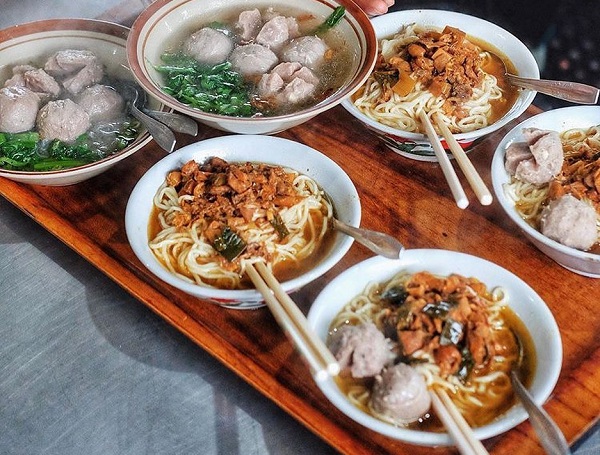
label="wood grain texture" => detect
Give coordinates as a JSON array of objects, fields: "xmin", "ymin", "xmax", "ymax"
[{"xmin": 1, "ymin": 105, "xmax": 598, "ymax": 454}]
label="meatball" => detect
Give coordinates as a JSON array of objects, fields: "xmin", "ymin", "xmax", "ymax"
[
  {"xmin": 282, "ymin": 36, "xmax": 330, "ymax": 70},
  {"xmin": 235, "ymin": 8, "xmax": 262, "ymax": 41},
  {"xmin": 37, "ymin": 99, "xmax": 91, "ymax": 142},
  {"xmin": 0, "ymin": 86, "xmax": 40, "ymax": 133},
  {"xmin": 255, "ymin": 15, "xmax": 299, "ymax": 52},
  {"xmin": 184, "ymin": 27, "xmax": 233, "ymax": 66},
  {"xmin": 327, "ymin": 322, "xmax": 392, "ymax": 378},
  {"xmin": 540, "ymin": 194, "xmax": 598, "ymax": 250},
  {"xmin": 44, "ymin": 49, "xmax": 98, "ymax": 76},
  {"xmin": 229, "ymin": 44, "xmax": 278, "ymax": 77},
  {"xmin": 369, "ymin": 363, "xmax": 431, "ymax": 424},
  {"xmin": 258, "ymin": 62, "xmax": 319, "ymax": 106},
  {"xmin": 61, "ymin": 59, "xmax": 104, "ymax": 95},
  {"xmin": 77, "ymin": 84, "xmax": 125, "ymax": 123},
  {"xmin": 505, "ymin": 128, "xmax": 564, "ymax": 185}
]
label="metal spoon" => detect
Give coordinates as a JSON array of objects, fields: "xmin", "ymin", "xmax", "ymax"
[
  {"xmin": 332, "ymin": 218, "xmax": 404, "ymax": 259},
  {"xmin": 510, "ymin": 371, "xmax": 571, "ymax": 455},
  {"xmin": 505, "ymin": 73, "xmax": 599, "ymax": 105},
  {"xmin": 114, "ymin": 79, "xmax": 177, "ymax": 153}
]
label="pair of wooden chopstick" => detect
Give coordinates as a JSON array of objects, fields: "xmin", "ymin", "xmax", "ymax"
[
  {"xmin": 419, "ymin": 111, "xmax": 493, "ymax": 209},
  {"xmin": 246, "ymin": 261, "xmax": 339, "ymax": 382},
  {"xmin": 430, "ymin": 388, "xmax": 490, "ymax": 455}
]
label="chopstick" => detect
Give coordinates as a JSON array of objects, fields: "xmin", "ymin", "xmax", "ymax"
[
  {"xmin": 419, "ymin": 110, "xmax": 469, "ymax": 209},
  {"xmin": 246, "ymin": 261, "xmax": 339, "ymax": 382},
  {"xmin": 432, "ymin": 113, "xmax": 493, "ymax": 206},
  {"xmin": 430, "ymin": 388, "xmax": 490, "ymax": 455}
]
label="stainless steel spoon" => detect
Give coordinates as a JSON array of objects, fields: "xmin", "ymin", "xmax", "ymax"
[
  {"xmin": 333, "ymin": 218, "xmax": 404, "ymax": 259},
  {"xmin": 505, "ymin": 73, "xmax": 599, "ymax": 105},
  {"xmin": 115, "ymin": 80, "xmax": 177, "ymax": 153},
  {"xmin": 510, "ymin": 371, "xmax": 571, "ymax": 455}
]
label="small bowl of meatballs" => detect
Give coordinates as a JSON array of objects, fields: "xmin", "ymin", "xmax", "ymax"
[
  {"xmin": 307, "ymin": 249, "xmax": 562, "ymax": 446},
  {"xmin": 0, "ymin": 19, "xmax": 164, "ymax": 186},
  {"xmin": 126, "ymin": 0, "xmax": 377, "ymax": 135},
  {"xmin": 491, "ymin": 106, "xmax": 600, "ymax": 278}
]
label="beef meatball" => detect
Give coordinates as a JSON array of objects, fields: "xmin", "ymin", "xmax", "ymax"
[
  {"xmin": 282, "ymin": 36, "xmax": 329, "ymax": 70},
  {"xmin": 37, "ymin": 99, "xmax": 91, "ymax": 142},
  {"xmin": 327, "ymin": 322, "xmax": 392, "ymax": 378},
  {"xmin": 369, "ymin": 363, "xmax": 431, "ymax": 424},
  {"xmin": 540, "ymin": 194, "xmax": 598, "ymax": 250},
  {"xmin": 0, "ymin": 86, "xmax": 40, "ymax": 133},
  {"xmin": 184, "ymin": 27, "xmax": 234, "ymax": 66},
  {"xmin": 229, "ymin": 44, "xmax": 278, "ymax": 77},
  {"xmin": 77, "ymin": 84, "xmax": 125, "ymax": 123}
]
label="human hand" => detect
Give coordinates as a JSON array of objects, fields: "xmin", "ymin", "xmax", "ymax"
[{"xmin": 353, "ymin": 0, "xmax": 395, "ymax": 16}]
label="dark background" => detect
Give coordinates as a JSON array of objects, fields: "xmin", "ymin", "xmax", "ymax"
[{"xmin": 389, "ymin": 1, "xmax": 600, "ymax": 110}]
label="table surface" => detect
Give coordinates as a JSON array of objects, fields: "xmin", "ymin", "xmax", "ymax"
[{"xmin": 1, "ymin": 1, "xmax": 599, "ymax": 455}]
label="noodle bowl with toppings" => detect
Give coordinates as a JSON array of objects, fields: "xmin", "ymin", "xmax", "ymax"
[
  {"xmin": 341, "ymin": 9, "xmax": 538, "ymax": 161},
  {"xmin": 307, "ymin": 251, "xmax": 562, "ymax": 445},
  {"xmin": 149, "ymin": 157, "xmax": 334, "ymax": 290},
  {"xmin": 125, "ymin": 134, "xmax": 359, "ymax": 308}
]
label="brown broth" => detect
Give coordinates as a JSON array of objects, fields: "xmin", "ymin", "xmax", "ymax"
[{"xmin": 148, "ymin": 203, "xmax": 336, "ymax": 290}]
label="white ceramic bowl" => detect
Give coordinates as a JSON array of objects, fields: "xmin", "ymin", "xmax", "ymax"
[
  {"xmin": 125, "ymin": 134, "xmax": 360, "ymax": 309},
  {"xmin": 341, "ymin": 9, "xmax": 539, "ymax": 161},
  {"xmin": 0, "ymin": 19, "xmax": 162, "ymax": 186},
  {"xmin": 491, "ymin": 106, "xmax": 600, "ymax": 278},
  {"xmin": 126, "ymin": 0, "xmax": 377, "ymax": 135},
  {"xmin": 307, "ymin": 249, "xmax": 562, "ymax": 446}
]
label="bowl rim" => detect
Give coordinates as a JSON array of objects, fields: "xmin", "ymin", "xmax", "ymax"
[
  {"xmin": 126, "ymin": 0, "xmax": 378, "ymax": 123},
  {"xmin": 306, "ymin": 249, "xmax": 563, "ymax": 446},
  {"xmin": 491, "ymin": 105, "xmax": 600, "ymax": 264},
  {"xmin": 125, "ymin": 134, "xmax": 360, "ymax": 307},
  {"xmin": 340, "ymin": 8, "xmax": 539, "ymax": 142},
  {"xmin": 0, "ymin": 18, "xmax": 154, "ymax": 179}
]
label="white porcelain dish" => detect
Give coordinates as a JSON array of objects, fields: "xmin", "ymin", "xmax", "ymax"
[
  {"xmin": 341, "ymin": 9, "xmax": 539, "ymax": 161},
  {"xmin": 491, "ymin": 106, "xmax": 600, "ymax": 278},
  {"xmin": 307, "ymin": 249, "xmax": 562, "ymax": 446},
  {"xmin": 0, "ymin": 19, "xmax": 162, "ymax": 186},
  {"xmin": 125, "ymin": 134, "xmax": 360, "ymax": 309},
  {"xmin": 126, "ymin": 0, "xmax": 377, "ymax": 135}
]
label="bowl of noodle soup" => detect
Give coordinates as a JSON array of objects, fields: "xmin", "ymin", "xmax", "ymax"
[
  {"xmin": 492, "ymin": 106, "xmax": 600, "ymax": 278},
  {"xmin": 306, "ymin": 250, "xmax": 562, "ymax": 446},
  {"xmin": 341, "ymin": 9, "xmax": 539, "ymax": 161},
  {"xmin": 125, "ymin": 134, "xmax": 360, "ymax": 309}
]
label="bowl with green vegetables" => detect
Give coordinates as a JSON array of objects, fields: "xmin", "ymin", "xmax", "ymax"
[
  {"xmin": 0, "ymin": 19, "xmax": 163, "ymax": 186},
  {"xmin": 126, "ymin": 0, "xmax": 377, "ymax": 135}
]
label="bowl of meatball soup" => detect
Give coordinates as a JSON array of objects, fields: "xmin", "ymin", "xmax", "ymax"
[
  {"xmin": 491, "ymin": 106, "xmax": 600, "ymax": 278},
  {"xmin": 0, "ymin": 19, "xmax": 164, "ymax": 186},
  {"xmin": 126, "ymin": 0, "xmax": 377, "ymax": 135}
]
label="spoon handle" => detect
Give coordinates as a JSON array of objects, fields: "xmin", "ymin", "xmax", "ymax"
[
  {"xmin": 143, "ymin": 109, "xmax": 199, "ymax": 137},
  {"xmin": 130, "ymin": 104, "xmax": 177, "ymax": 153},
  {"xmin": 510, "ymin": 372, "xmax": 571, "ymax": 455},
  {"xmin": 333, "ymin": 219, "xmax": 404, "ymax": 259},
  {"xmin": 505, "ymin": 74, "xmax": 599, "ymax": 104}
]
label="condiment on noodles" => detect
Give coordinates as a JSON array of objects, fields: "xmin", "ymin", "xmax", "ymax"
[
  {"xmin": 149, "ymin": 157, "xmax": 334, "ymax": 289},
  {"xmin": 327, "ymin": 271, "xmax": 535, "ymax": 430},
  {"xmin": 352, "ymin": 24, "xmax": 519, "ymax": 135}
]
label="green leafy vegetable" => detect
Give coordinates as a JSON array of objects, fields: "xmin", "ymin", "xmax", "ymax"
[
  {"xmin": 213, "ymin": 227, "xmax": 247, "ymax": 261},
  {"xmin": 312, "ymin": 6, "xmax": 346, "ymax": 35},
  {"xmin": 269, "ymin": 212, "xmax": 289, "ymax": 239},
  {"xmin": 0, "ymin": 120, "xmax": 141, "ymax": 172},
  {"xmin": 156, "ymin": 53, "xmax": 256, "ymax": 117}
]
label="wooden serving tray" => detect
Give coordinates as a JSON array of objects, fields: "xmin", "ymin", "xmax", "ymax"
[{"xmin": 1, "ymin": 105, "xmax": 598, "ymax": 454}]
